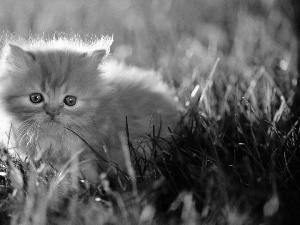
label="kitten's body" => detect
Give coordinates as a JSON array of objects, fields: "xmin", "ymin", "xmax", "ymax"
[{"xmin": 0, "ymin": 37, "xmax": 181, "ymax": 182}]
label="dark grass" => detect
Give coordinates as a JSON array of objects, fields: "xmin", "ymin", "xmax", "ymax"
[
  {"xmin": 1, "ymin": 0, "xmax": 300, "ymax": 224},
  {"xmin": 1, "ymin": 85, "xmax": 300, "ymax": 224}
]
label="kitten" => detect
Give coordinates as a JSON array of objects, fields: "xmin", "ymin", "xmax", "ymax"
[{"xmin": 0, "ymin": 37, "xmax": 181, "ymax": 182}]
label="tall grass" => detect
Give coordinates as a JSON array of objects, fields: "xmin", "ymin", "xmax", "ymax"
[{"xmin": 0, "ymin": 0, "xmax": 300, "ymax": 224}]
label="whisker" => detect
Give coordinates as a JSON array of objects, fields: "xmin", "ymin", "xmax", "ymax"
[
  {"xmin": 16, "ymin": 122, "xmax": 32, "ymax": 140},
  {"xmin": 18, "ymin": 120, "xmax": 36, "ymax": 147},
  {"xmin": 27, "ymin": 121, "xmax": 39, "ymax": 146},
  {"xmin": 16, "ymin": 122, "xmax": 34, "ymax": 144},
  {"xmin": 15, "ymin": 118, "xmax": 35, "ymax": 139},
  {"xmin": 14, "ymin": 117, "xmax": 35, "ymax": 130}
]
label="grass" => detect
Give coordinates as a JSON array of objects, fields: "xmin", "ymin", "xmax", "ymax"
[{"xmin": 1, "ymin": 0, "xmax": 300, "ymax": 224}]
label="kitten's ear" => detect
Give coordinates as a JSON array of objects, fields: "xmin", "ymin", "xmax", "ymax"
[
  {"xmin": 90, "ymin": 49, "xmax": 109, "ymax": 60},
  {"xmin": 83, "ymin": 48, "xmax": 109, "ymax": 65},
  {"xmin": 81, "ymin": 36, "xmax": 113, "ymax": 66},
  {"xmin": 3, "ymin": 44, "xmax": 36, "ymax": 69}
]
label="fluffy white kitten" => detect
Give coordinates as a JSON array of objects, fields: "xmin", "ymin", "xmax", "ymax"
[{"xmin": 0, "ymin": 37, "xmax": 181, "ymax": 182}]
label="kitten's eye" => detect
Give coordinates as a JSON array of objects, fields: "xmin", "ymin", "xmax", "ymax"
[
  {"xmin": 64, "ymin": 95, "xmax": 77, "ymax": 106},
  {"xmin": 29, "ymin": 93, "xmax": 44, "ymax": 104}
]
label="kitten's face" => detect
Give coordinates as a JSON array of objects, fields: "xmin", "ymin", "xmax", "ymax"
[{"xmin": 0, "ymin": 43, "xmax": 108, "ymax": 148}]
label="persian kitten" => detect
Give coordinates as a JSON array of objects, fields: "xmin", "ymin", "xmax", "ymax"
[{"xmin": 0, "ymin": 37, "xmax": 181, "ymax": 182}]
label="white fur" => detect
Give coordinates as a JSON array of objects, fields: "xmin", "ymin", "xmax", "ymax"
[{"xmin": 0, "ymin": 37, "xmax": 181, "ymax": 182}]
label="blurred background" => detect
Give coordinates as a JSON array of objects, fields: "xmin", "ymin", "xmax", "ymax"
[{"xmin": 0, "ymin": 0, "xmax": 297, "ymax": 117}]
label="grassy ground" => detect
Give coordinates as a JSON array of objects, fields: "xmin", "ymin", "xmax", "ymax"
[{"xmin": 1, "ymin": 0, "xmax": 300, "ymax": 224}]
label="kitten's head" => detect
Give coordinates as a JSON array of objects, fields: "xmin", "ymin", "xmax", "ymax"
[{"xmin": 0, "ymin": 37, "xmax": 112, "ymax": 148}]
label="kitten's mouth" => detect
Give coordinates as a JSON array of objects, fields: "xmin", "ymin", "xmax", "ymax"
[
  {"xmin": 42, "ymin": 119, "xmax": 64, "ymax": 130},
  {"xmin": 43, "ymin": 118, "xmax": 61, "ymax": 124},
  {"xmin": 39, "ymin": 121, "xmax": 66, "ymax": 136}
]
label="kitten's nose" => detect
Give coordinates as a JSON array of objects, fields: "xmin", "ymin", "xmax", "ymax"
[{"xmin": 44, "ymin": 104, "xmax": 61, "ymax": 119}]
